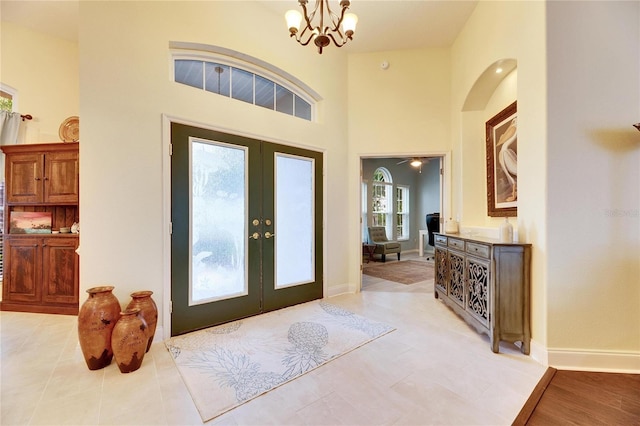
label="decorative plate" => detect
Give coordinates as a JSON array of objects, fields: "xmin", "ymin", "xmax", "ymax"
[{"xmin": 59, "ymin": 116, "xmax": 79, "ymax": 142}]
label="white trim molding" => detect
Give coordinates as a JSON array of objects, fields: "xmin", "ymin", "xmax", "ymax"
[{"xmin": 548, "ymin": 348, "xmax": 640, "ymax": 373}]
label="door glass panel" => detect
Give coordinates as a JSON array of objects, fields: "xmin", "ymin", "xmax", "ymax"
[
  {"xmin": 190, "ymin": 138, "xmax": 248, "ymax": 305},
  {"xmin": 274, "ymin": 153, "xmax": 314, "ymax": 288}
]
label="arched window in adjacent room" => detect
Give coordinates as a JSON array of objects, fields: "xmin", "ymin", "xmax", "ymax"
[{"xmin": 372, "ymin": 167, "xmax": 393, "ymax": 238}]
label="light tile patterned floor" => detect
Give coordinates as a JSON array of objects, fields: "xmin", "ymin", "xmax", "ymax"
[{"xmin": 0, "ymin": 253, "xmax": 546, "ymax": 425}]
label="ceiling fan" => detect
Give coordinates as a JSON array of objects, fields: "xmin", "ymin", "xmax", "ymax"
[{"xmin": 396, "ymin": 157, "xmax": 431, "ymax": 167}]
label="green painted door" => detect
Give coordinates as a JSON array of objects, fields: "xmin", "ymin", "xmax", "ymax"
[{"xmin": 170, "ymin": 123, "xmax": 323, "ymax": 335}]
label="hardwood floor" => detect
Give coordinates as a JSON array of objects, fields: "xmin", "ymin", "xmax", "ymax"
[{"xmin": 514, "ymin": 367, "xmax": 640, "ymax": 425}]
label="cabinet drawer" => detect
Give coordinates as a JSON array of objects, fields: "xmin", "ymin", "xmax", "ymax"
[
  {"xmin": 435, "ymin": 235, "xmax": 447, "ymax": 245},
  {"xmin": 448, "ymin": 238, "xmax": 465, "ymax": 250},
  {"xmin": 466, "ymin": 242, "xmax": 490, "ymax": 259}
]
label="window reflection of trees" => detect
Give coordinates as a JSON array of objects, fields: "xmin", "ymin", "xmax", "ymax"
[{"xmin": 191, "ymin": 141, "xmax": 246, "ymax": 302}]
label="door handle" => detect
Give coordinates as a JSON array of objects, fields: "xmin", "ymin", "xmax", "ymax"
[
  {"xmin": 264, "ymin": 232, "xmax": 275, "ymax": 239},
  {"xmin": 249, "ymin": 232, "xmax": 261, "ymax": 240}
]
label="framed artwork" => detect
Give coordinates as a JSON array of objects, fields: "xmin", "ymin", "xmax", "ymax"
[
  {"xmin": 10, "ymin": 211, "xmax": 52, "ymax": 234},
  {"xmin": 486, "ymin": 101, "xmax": 517, "ymax": 217}
]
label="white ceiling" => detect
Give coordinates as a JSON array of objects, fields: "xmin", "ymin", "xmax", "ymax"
[
  {"xmin": 1, "ymin": 0, "xmax": 79, "ymax": 42},
  {"xmin": 1, "ymin": 0, "xmax": 478, "ymax": 52}
]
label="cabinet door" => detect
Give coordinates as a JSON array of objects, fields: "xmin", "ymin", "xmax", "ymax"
[
  {"xmin": 448, "ymin": 250, "xmax": 466, "ymax": 308},
  {"xmin": 44, "ymin": 151, "xmax": 79, "ymax": 204},
  {"xmin": 41, "ymin": 238, "xmax": 79, "ymax": 305},
  {"xmin": 466, "ymin": 256, "xmax": 490, "ymax": 328},
  {"xmin": 434, "ymin": 246, "xmax": 448, "ymax": 296},
  {"xmin": 3, "ymin": 237, "xmax": 41, "ymax": 302},
  {"xmin": 5, "ymin": 154, "xmax": 44, "ymax": 203}
]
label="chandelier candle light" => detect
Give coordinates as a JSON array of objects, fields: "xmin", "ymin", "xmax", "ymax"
[{"xmin": 285, "ymin": 0, "xmax": 358, "ymax": 54}]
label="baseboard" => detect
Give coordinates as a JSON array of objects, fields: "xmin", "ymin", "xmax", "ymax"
[
  {"xmin": 527, "ymin": 338, "xmax": 549, "ymax": 366},
  {"xmin": 154, "ymin": 325, "xmax": 165, "ymax": 344},
  {"xmin": 327, "ymin": 282, "xmax": 353, "ymax": 298},
  {"xmin": 548, "ymin": 348, "xmax": 640, "ymax": 373}
]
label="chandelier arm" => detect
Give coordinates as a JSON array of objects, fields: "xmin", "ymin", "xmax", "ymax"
[
  {"xmin": 325, "ymin": 2, "xmax": 348, "ymax": 31},
  {"xmin": 326, "ymin": 31, "xmax": 349, "ymax": 47},
  {"xmin": 299, "ymin": 1, "xmax": 319, "ymax": 33},
  {"xmin": 295, "ymin": 30, "xmax": 317, "ymax": 47}
]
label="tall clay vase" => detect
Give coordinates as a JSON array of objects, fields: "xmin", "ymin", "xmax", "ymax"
[
  {"xmin": 112, "ymin": 308, "xmax": 148, "ymax": 373},
  {"xmin": 77, "ymin": 286, "xmax": 122, "ymax": 370},
  {"xmin": 126, "ymin": 291, "xmax": 157, "ymax": 353}
]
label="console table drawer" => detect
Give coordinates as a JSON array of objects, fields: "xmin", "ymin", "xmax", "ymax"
[
  {"xmin": 467, "ymin": 242, "xmax": 490, "ymax": 259},
  {"xmin": 435, "ymin": 235, "xmax": 448, "ymax": 245},
  {"xmin": 448, "ymin": 238, "xmax": 465, "ymax": 250}
]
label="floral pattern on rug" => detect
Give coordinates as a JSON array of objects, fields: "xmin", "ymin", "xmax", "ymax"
[{"xmin": 166, "ymin": 300, "xmax": 395, "ymax": 422}]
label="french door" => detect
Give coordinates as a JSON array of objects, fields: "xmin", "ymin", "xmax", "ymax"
[{"xmin": 170, "ymin": 123, "xmax": 323, "ymax": 336}]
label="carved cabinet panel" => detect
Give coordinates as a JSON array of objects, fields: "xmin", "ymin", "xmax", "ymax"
[
  {"xmin": 466, "ymin": 256, "xmax": 489, "ymax": 328},
  {"xmin": 434, "ymin": 246, "xmax": 448, "ymax": 296},
  {"xmin": 448, "ymin": 251, "xmax": 465, "ymax": 308}
]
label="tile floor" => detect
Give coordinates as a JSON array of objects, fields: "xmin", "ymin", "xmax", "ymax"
[{"xmin": 0, "ymin": 253, "xmax": 546, "ymax": 425}]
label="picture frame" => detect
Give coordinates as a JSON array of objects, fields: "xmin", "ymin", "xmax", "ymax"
[
  {"xmin": 10, "ymin": 211, "xmax": 52, "ymax": 234},
  {"xmin": 486, "ymin": 101, "xmax": 518, "ymax": 217}
]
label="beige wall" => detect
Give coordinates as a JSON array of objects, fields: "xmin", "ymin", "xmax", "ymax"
[
  {"xmin": 76, "ymin": 1, "xmax": 350, "ymax": 335},
  {"xmin": 451, "ymin": 0, "xmax": 639, "ymax": 371},
  {"xmin": 451, "ymin": 0, "xmax": 549, "ymax": 362},
  {"xmin": 545, "ymin": 1, "xmax": 640, "ymax": 370},
  {"xmin": 347, "ymin": 48, "xmax": 452, "ymax": 289},
  {"xmin": 0, "ymin": 22, "xmax": 78, "ymax": 143}
]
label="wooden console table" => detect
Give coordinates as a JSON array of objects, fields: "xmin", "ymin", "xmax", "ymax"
[{"xmin": 434, "ymin": 232, "xmax": 531, "ymax": 354}]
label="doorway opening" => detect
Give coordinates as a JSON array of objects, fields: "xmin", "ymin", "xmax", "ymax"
[{"xmin": 360, "ymin": 154, "xmax": 447, "ymax": 292}]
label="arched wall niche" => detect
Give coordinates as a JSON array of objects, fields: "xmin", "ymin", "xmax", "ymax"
[
  {"xmin": 457, "ymin": 58, "xmax": 518, "ymax": 229},
  {"xmin": 463, "ymin": 58, "xmax": 517, "ymax": 112}
]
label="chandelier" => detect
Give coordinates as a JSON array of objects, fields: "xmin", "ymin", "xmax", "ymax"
[{"xmin": 285, "ymin": 0, "xmax": 358, "ymax": 54}]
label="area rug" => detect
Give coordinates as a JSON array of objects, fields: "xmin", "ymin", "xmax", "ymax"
[
  {"xmin": 165, "ymin": 300, "xmax": 395, "ymax": 422},
  {"xmin": 362, "ymin": 260, "xmax": 434, "ymax": 284}
]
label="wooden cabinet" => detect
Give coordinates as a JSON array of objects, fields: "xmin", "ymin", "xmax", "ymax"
[
  {"xmin": 3, "ymin": 236, "xmax": 79, "ymax": 314},
  {"xmin": 1, "ymin": 143, "xmax": 79, "ymax": 315},
  {"xmin": 434, "ymin": 233, "xmax": 531, "ymax": 354},
  {"xmin": 5, "ymin": 148, "xmax": 78, "ymax": 204}
]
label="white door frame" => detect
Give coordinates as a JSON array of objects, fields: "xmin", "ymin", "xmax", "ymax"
[{"xmin": 358, "ymin": 151, "xmax": 451, "ymax": 291}]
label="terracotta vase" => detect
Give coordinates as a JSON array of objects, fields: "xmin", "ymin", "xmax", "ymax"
[
  {"xmin": 111, "ymin": 308, "xmax": 148, "ymax": 373},
  {"xmin": 126, "ymin": 291, "xmax": 157, "ymax": 352},
  {"xmin": 77, "ymin": 286, "xmax": 122, "ymax": 370}
]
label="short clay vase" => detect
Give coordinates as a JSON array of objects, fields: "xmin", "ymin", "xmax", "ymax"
[
  {"xmin": 111, "ymin": 308, "xmax": 148, "ymax": 373},
  {"xmin": 77, "ymin": 286, "xmax": 122, "ymax": 370},
  {"xmin": 126, "ymin": 291, "xmax": 158, "ymax": 352}
]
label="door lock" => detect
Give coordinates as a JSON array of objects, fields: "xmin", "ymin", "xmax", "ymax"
[{"xmin": 252, "ymin": 219, "xmax": 260, "ymax": 226}]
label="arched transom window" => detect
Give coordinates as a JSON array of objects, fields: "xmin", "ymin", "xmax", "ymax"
[{"xmin": 171, "ymin": 42, "xmax": 321, "ymax": 121}]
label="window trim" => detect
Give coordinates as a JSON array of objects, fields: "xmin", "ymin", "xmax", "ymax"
[
  {"xmin": 396, "ymin": 185, "xmax": 410, "ymax": 241},
  {"xmin": 0, "ymin": 83, "xmax": 18, "ymax": 111},
  {"xmin": 372, "ymin": 167, "xmax": 393, "ymax": 239}
]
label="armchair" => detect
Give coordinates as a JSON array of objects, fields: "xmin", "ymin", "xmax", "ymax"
[{"xmin": 367, "ymin": 226, "xmax": 401, "ymax": 262}]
